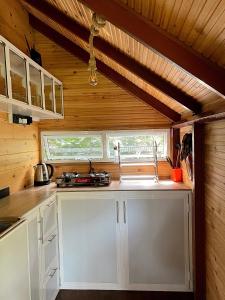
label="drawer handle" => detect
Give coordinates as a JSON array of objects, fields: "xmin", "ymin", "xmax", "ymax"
[
  {"xmin": 48, "ymin": 234, "xmax": 56, "ymax": 242},
  {"xmin": 49, "ymin": 268, "xmax": 57, "ymax": 278},
  {"xmin": 116, "ymin": 201, "xmax": 119, "ymax": 223},
  {"xmin": 47, "ymin": 201, "xmax": 56, "ymax": 208},
  {"xmin": 39, "ymin": 217, "xmax": 44, "ymax": 244},
  {"xmin": 123, "ymin": 201, "xmax": 126, "ymax": 224}
]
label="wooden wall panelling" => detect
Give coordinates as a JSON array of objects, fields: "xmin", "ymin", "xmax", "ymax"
[
  {"xmin": 77, "ymin": 0, "xmax": 225, "ymax": 97},
  {"xmin": 35, "ymin": 31, "xmax": 171, "ymax": 130},
  {"xmin": 52, "ymin": 161, "xmax": 171, "ymax": 181},
  {"xmin": 0, "ymin": 0, "xmax": 33, "ymax": 53},
  {"xmin": 23, "ymin": 0, "xmax": 225, "ymax": 116},
  {"xmin": 0, "ymin": 0, "xmax": 39, "ymax": 193},
  {"xmin": 21, "ymin": 0, "xmax": 201, "ymax": 114},
  {"xmin": 0, "ymin": 113, "xmax": 39, "ymax": 193},
  {"xmin": 34, "ymin": 31, "xmax": 171, "ymax": 178},
  {"xmin": 205, "ymin": 119, "xmax": 225, "ymax": 300},
  {"xmin": 116, "ymin": 0, "xmax": 225, "ymax": 68},
  {"xmin": 193, "ymin": 123, "xmax": 205, "ymax": 300}
]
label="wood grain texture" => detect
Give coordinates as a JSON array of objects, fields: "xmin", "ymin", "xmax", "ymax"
[
  {"xmin": 0, "ymin": 1, "xmax": 39, "ymax": 194},
  {"xmin": 119, "ymin": 0, "xmax": 225, "ymax": 68},
  {"xmin": 0, "ymin": 113, "xmax": 39, "ymax": 193},
  {"xmin": 205, "ymin": 120, "xmax": 225, "ymax": 300},
  {"xmin": 24, "ymin": 0, "xmax": 225, "ymax": 116},
  {"xmin": 34, "ymin": 32, "xmax": 171, "ymax": 178},
  {"xmin": 35, "ymin": 31, "xmax": 171, "ymax": 130},
  {"xmin": 0, "ymin": 0, "xmax": 33, "ymax": 54}
]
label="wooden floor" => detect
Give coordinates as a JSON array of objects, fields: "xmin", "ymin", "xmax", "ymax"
[{"xmin": 56, "ymin": 290, "xmax": 194, "ymax": 300}]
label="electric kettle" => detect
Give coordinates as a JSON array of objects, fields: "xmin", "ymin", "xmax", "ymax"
[{"xmin": 34, "ymin": 163, "xmax": 54, "ymax": 186}]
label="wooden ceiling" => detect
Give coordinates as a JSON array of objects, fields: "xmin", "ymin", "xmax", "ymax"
[{"xmin": 21, "ymin": 0, "xmax": 225, "ymax": 121}]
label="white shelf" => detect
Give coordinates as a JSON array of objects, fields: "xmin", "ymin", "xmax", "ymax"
[{"xmin": 0, "ymin": 34, "xmax": 64, "ymax": 121}]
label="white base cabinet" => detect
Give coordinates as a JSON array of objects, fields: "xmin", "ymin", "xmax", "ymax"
[
  {"xmin": 123, "ymin": 191, "xmax": 192, "ymax": 291},
  {"xmin": 58, "ymin": 191, "xmax": 192, "ymax": 292},
  {"xmin": 58, "ymin": 192, "xmax": 121, "ymax": 290},
  {"xmin": 40, "ymin": 195, "xmax": 59, "ymax": 300},
  {"xmin": 24, "ymin": 194, "xmax": 59, "ymax": 300},
  {"xmin": 26, "ymin": 210, "xmax": 41, "ymax": 300},
  {"xmin": 0, "ymin": 221, "xmax": 31, "ymax": 300}
]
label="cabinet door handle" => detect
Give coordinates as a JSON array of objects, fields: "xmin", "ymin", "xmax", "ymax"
[
  {"xmin": 49, "ymin": 268, "xmax": 57, "ymax": 278},
  {"xmin": 123, "ymin": 201, "xmax": 126, "ymax": 224},
  {"xmin": 116, "ymin": 201, "xmax": 119, "ymax": 223},
  {"xmin": 48, "ymin": 234, "xmax": 56, "ymax": 242},
  {"xmin": 39, "ymin": 217, "xmax": 44, "ymax": 244},
  {"xmin": 47, "ymin": 200, "xmax": 56, "ymax": 208}
]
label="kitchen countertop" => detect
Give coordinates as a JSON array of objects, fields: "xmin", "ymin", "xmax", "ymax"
[{"xmin": 0, "ymin": 180, "xmax": 191, "ymax": 218}]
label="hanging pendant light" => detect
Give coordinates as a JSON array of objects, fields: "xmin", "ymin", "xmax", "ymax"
[{"xmin": 88, "ymin": 13, "xmax": 106, "ymax": 86}]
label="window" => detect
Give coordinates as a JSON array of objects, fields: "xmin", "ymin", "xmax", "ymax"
[{"xmin": 41, "ymin": 130, "xmax": 169, "ymax": 163}]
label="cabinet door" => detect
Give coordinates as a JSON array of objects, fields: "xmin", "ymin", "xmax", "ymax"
[
  {"xmin": 29, "ymin": 64, "xmax": 43, "ymax": 108},
  {"xmin": 44, "ymin": 75, "xmax": 54, "ymax": 112},
  {"xmin": 54, "ymin": 82, "xmax": 63, "ymax": 115},
  {"xmin": 58, "ymin": 192, "xmax": 121, "ymax": 290},
  {"xmin": 27, "ymin": 211, "xmax": 41, "ymax": 300},
  {"xmin": 124, "ymin": 191, "xmax": 192, "ymax": 291},
  {"xmin": 0, "ymin": 221, "xmax": 31, "ymax": 300},
  {"xmin": 40, "ymin": 196, "xmax": 57, "ymax": 240},
  {"xmin": 9, "ymin": 50, "xmax": 28, "ymax": 103},
  {"xmin": 0, "ymin": 42, "xmax": 7, "ymax": 96}
]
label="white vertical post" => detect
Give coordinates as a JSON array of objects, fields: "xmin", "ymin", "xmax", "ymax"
[
  {"xmin": 26, "ymin": 60, "xmax": 31, "ymax": 105},
  {"xmin": 41, "ymin": 72, "xmax": 45, "ymax": 110}
]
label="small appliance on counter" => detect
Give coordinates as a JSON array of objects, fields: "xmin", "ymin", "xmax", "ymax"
[
  {"xmin": 34, "ymin": 163, "xmax": 54, "ymax": 186},
  {"xmin": 56, "ymin": 171, "xmax": 111, "ymax": 188}
]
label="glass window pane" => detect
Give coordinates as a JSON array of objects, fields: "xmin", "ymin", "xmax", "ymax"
[
  {"xmin": 0, "ymin": 43, "xmax": 7, "ymax": 96},
  {"xmin": 107, "ymin": 132, "xmax": 167, "ymax": 161},
  {"xmin": 43, "ymin": 135, "xmax": 103, "ymax": 161},
  {"xmin": 29, "ymin": 65, "xmax": 43, "ymax": 108},
  {"xmin": 44, "ymin": 75, "xmax": 54, "ymax": 111},
  {"xmin": 10, "ymin": 50, "xmax": 27, "ymax": 103},
  {"xmin": 55, "ymin": 83, "xmax": 62, "ymax": 114}
]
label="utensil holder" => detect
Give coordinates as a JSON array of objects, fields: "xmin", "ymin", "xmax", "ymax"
[{"xmin": 171, "ymin": 168, "xmax": 183, "ymax": 182}]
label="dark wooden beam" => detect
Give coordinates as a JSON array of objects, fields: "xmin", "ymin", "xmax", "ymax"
[
  {"xmin": 171, "ymin": 128, "xmax": 180, "ymax": 168},
  {"xmin": 21, "ymin": 0, "xmax": 201, "ymax": 114},
  {"xmin": 30, "ymin": 16, "xmax": 181, "ymax": 122},
  {"xmin": 173, "ymin": 111, "xmax": 225, "ymax": 128},
  {"xmin": 192, "ymin": 123, "xmax": 205, "ymax": 300},
  {"xmin": 79, "ymin": 0, "xmax": 225, "ymax": 98}
]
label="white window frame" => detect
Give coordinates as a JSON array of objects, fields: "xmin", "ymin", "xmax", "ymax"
[{"xmin": 41, "ymin": 129, "xmax": 170, "ymax": 163}]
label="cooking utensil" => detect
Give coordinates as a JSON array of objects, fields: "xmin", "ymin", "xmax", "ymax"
[
  {"xmin": 34, "ymin": 163, "xmax": 54, "ymax": 186},
  {"xmin": 166, "ymin": 156, "xmax": 173, "ymax": 168}
]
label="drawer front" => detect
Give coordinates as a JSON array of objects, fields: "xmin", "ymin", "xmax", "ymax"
[
  {"xmin": 40, "ymin": 198, "xmax": 57, "ymax": 239},
  {"xmin": 43, "ymin": 266, "xmax": 59, "ymax": 300},
  {"xmin": 43, "ymin": 230, "xmax": 58, "ymax": 275}
]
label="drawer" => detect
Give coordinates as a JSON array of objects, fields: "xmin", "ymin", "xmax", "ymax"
[
  {"xmin": 40, "ymin": 197, "xmax": 57, "ymax": 239},
  {"xmin": 43, "ymin": 230, "xmax": 58, "ymax": 275},
  {"xmin": 43, "ymin": 265, "xmax": 59, "ymax": 300}
]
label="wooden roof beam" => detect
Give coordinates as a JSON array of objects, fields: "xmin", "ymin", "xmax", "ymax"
[
  {"xmin": 21, "ymin": 0, "xmax": 201, "ymax": 114},
  {"xmin": 30, "ymin": 16, "xmax": 181, "ymax": 122},
  {"xmin": 79, "ymin": 0, "xmax": 225, "ymax": 98}
]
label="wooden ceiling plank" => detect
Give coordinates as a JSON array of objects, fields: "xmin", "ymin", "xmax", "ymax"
[
  {"xmin": 30, "ymin": 16, "xmax": 181, "ymax": 122},
  {"xmin": 21, "ymin": 0, "xmax": 201, "ymax": 114},
  {"xmin": 78, "ymin": 0, "xmax": 225, "ymax": 98}
]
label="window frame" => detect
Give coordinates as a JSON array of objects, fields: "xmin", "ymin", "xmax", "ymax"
[{"xmin": 41, "ymin": 129, "xmax": 170, "ymax": 164}]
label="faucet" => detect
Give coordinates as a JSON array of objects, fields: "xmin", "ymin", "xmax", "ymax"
[{"xmin": 88, "ymin": 159, "xmax": 95, "ymax": 174}]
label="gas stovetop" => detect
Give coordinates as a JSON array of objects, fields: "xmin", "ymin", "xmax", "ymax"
[{"xmin": 56, "ymin": 172, "xmax": 111, "ymax": 187}]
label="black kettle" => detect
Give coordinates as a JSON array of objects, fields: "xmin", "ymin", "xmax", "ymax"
[{"xmin": 34, "ymin": 163, "xmax": 54, "ymax": 186}]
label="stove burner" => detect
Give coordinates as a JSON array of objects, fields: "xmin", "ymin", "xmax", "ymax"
[{"xmin": 56, "ymin": 171, "xmax": 111, "ymax": 188}]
